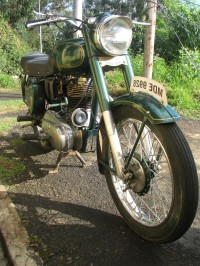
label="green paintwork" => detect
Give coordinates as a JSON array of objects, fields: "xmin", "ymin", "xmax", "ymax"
[
  {"xmin": 121, "ymin": 54, "xmax": 134, "ymax": 91},
  {"xmin": 53, "ymin": 38, "xmax": 89, "ymax": 72},
  {"xmin": 24, "ymin": 78, "xmax": 46, "ymax": 114},
  {"xmin": 82, "ymin": 25, "xmax": 111, "ymax": 112},
  {"xmin": 82, "ymin": 25, "xmax": 134, "ymax": 113},
  {"xmin": 82, "ymin": 129, "xmax": 98, "ymax": 152},
  {"xmin": 112, "ymin": 93, "xmax": 181, "ymax": 123}
]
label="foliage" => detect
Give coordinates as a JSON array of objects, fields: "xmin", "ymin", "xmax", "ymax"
[
  {"xmin": 0, "ymin": 0, "xmax": 199, "ymax": 117},
  {"xmin": 156, "ymin": 0, "xmax": 200, "ymax": 61},
  {"xmin": 0, "ymin": 16, "xmax": 31, "ymax": 75},
  {"xmin": 0, "ymin": 0, "xmax": 35, "ymax": 27},
  {"xmin": 167, "ymin": 49, "xmax": 200, "ymax": 116},
  {"xmin": 84, "ymin": 0, "xmax": 146, "ymax": 18},
  {"xmin": 172, "ymin": 48, "xmax": 200, "ymax": 80},
  {"xmin": 106, "ymin": 50, "xmax": 200, "ymax": 117},
  {"xmin": 0, "ymin": 73, "xmax": 20, "ymax": 89},
  {"xmin": 131, "ymin": 25, "xmax": 145, "ymax": 55}
]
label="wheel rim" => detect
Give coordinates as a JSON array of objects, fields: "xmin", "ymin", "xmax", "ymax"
[{"xmin": 109, "ymin": 119, "xmax": 173, "ymax": 227}]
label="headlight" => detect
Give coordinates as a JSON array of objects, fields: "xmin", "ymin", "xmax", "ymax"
[{"xmin": 93, "ymin": 15, "xmax": 133, "ymax": 56}]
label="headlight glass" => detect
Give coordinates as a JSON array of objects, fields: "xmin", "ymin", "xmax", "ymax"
[{"xmin": 93, "ymin": 15, "xmax": 133, "ymax": 56}]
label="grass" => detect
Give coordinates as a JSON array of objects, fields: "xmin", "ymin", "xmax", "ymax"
[
  {"xmin": 0, "ymin": 86, "xmax": 21, "ymax": 93},
  {"xmin": 0, "ymin": 117, "xmax": 19, "ymax": 133},
  {"xmin": 0, "ymin": 99, "xmax": 25, "ymax": 113},
  {"xmin": 10, "ymin": 138, "xmax": 24, "ymax": 146},
  {"xmin": 0, "ymin": 99, "xmax": 26, "ymax": 135},
  {"xmin": 105, "ymin": 53, "xmax": 200, "ymax": 119},
  {"xmin": 0, "ymin": 73, "xmax": 21, "ymax": 92},
  {"xmin": 0, "ymin": 156, "xmax": 25, "ymax": 181},
  {"xmin": 0, "ymin": 99, "xmax": 27, "ymax": 182}
]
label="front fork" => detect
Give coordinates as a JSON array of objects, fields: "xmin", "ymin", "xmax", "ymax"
[{"xmin": 83, "ymin": 25, "xmax": 134, "ymax": 180}]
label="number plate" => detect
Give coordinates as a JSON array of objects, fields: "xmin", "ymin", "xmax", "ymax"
[{"xmin": 130, "ymin": 76, "xmax": 168, "ymax": 106}]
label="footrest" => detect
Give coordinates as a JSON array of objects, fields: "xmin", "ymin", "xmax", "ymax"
[
  {"xmin": 21, "ymin": 133, "xmax": 38, "ymax": 141},
  {"xmin": 17, "ymin": 115, "xmax": 32, "ymax": 122}
]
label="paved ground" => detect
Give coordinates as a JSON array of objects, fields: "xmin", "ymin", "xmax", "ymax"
[
  {"xmin": 0, "ymin": 244, "xmax": 7, "ymax": 266},
  {"xmin": 0, "ymin": 102, "xmax": 199, "ymax": 265}
]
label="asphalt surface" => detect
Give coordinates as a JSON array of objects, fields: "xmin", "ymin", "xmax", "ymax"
[
  {"xmin": 0, "ymin": 244, "xmax": 7, "ymax": 266},
  {"xmin": 0, "ymin": 92, "xmax": 22, "ymax": 101},
  {"xmin": 0, "ymin": 93, "xmax": 200, "ymax": 265}
]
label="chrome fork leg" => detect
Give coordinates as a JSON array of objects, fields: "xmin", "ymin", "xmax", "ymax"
[{"xmin": 102, "ymin": 110, "xmax": 125, "ymax": 179}]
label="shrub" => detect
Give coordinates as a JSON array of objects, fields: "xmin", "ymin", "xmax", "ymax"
[
  {"xmin": 168, "ymin": 48, "xmax": 200, "ymax": 115},
  {"xmin": 0, "ymin": 73, "xmax": 20, "ymax": 89},
  {"xmin": 106, "ymin": 50, "xmax": 200, "ymax": 118},
  {"xmin": 0, "ymin": 15, "xmax": 30, "ymax": 76}
]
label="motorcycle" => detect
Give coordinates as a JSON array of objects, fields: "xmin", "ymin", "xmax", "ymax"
[{"xmin": 18, "ymin": 12, "xmax": 199, "ymax": 244}]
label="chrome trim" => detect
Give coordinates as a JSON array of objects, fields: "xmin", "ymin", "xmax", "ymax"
[{"xmin": 102, "ymin": 110, "xmax": 124, "ymax": 179}]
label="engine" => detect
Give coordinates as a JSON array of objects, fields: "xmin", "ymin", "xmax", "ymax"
[
  {"xmin": 43, "ymin": 76, "xmax": 93, "ymax": 152},
  {"xmin": 23, "ymin": 75, "xmax": 93, "ymax": 152},
  {"xmin": 45, "ymin": 76, "xmax": 92, "ymax": 121}
]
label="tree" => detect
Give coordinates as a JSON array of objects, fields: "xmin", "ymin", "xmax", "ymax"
[
  {"xmin": 84, "ymin": 0, "xmax": 146, "ymax": 18},
  {"xmin": 0, "ymin": 0, "xmax": 36, "ymax": 27},
  {"xmin": 155, "ymin": 0, "xmax": 200, "ymax": 61},
  {"xmin": 0, "ymin": 15, "xmax": 30, "ymax": 75}
]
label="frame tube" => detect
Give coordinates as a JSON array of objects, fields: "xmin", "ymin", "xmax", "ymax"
[{"xmin": 83, "ymin": 25, "xmax": 125, "ymax": 179}]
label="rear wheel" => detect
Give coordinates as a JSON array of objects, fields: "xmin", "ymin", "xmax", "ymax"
[{"xmin": 103, "ymin": 106, "xmax": 198, "ymax": 243}]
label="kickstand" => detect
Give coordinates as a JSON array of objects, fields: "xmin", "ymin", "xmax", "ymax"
[
  {"xmin": 75, "ymin": 150, "xmax": 86, "ymax": 165},
  {"xmin": 48, "ymin": 150, "xmax": 91, "ymax": 174}
]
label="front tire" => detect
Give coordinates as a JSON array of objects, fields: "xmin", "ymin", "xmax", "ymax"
[{"xmin": 103, "ymin": 106, "xmax": 198, "ymax": 243}]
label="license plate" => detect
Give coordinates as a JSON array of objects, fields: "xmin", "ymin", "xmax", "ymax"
[{"xmin": 130, "ymin": 76, "xmax": 168, "ymax": 106}]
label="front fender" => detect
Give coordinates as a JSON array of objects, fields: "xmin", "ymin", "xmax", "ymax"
[
  {"xmin": 97, "ymin": 92, "xmax": 181, "ymax": 174},
  {"xmin": 111, "ymin": 93, "xmax": 181, "ymax": 124}
]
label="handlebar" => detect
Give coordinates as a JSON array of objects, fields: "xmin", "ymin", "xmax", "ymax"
[
  {"xmin": 26, "ymin": 16, "xmax": 80, "ymax": 29},
  {"xmin": 26, "ymin": 15, "xmax": 151, "ymax": 29},
  {"xmin": 132, "ymin": 20, "xmax": 151, "ymax": 26}
]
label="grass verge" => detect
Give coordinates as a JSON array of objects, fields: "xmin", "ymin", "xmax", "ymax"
[
  {"xmin": 0, "ymin": 98, "xmax": 27, "ymax": 183},
  {"xmin": 0, "ymin": 99, "xmax": 25, "ymax": 113},
  {"xmin": 0, "ymin": 99, "xmax": 26, "ymax": 135},
  {"xmin": 0, "ymin": 156, "xmax": 25, "ymax": 182}
]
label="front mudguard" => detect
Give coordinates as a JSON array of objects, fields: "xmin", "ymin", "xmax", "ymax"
[
  {"xmin": 112, "ymin": 93, "xmax": 181, "ymax": 124},
  {"xmin": 97, "ymin": 92, "xmax": 181, "ymax": 174}
]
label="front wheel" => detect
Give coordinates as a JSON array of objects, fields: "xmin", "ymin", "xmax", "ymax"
[{"xmin": 103, "ymin": 106, "xmax": 198, "ymax": 243}]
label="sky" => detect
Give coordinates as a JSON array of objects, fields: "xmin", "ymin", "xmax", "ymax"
[
  {"xmin": 182, "ymin": 0, "xmax": 200, "ymax": 4},
  {"xmin": 182, "ymin": 0, "xmax": 200, "ymax": 6}
]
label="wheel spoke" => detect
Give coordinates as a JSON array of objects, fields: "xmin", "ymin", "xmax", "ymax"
[{"xmin": 110, "ymin": 118, "xmax": 173, "ymax": 226}]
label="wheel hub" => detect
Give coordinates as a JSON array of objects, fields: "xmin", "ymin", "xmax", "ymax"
[{"xmin": 125, "ymin": 154, "xmax": 152, "ymax": 196}]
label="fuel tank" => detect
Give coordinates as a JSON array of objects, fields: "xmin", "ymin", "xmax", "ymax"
[{"xmin": 54, "ymin": 38, "xmax": 90, "ymax": 73}]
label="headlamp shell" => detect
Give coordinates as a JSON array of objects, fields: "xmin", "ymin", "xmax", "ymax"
[{"xmin": 93, "ymin": 15, "xmax": 133, "ymax": 56}]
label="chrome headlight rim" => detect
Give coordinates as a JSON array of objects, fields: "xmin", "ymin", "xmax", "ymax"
[{"xmin": 93, "ymin": 15, "xmax": 133, "ymax": 56}]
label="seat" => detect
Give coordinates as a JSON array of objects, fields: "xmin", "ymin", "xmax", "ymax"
[{"xmin": 21, "ymin": 51, "xmax": 56, "ymax": 77}]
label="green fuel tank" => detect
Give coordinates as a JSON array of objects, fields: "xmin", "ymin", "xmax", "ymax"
[{"xmin": 53, "ymin": 38, "xmax": 89, "ymax": 73}]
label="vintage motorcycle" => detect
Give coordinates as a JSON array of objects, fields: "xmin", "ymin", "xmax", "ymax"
[{"xmin": 18, "ymin": 12, "xmax": 199, "ymax": 244}]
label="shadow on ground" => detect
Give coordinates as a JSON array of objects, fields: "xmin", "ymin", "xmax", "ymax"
[
  {"xmin": 0, "ymin": 122, "xmax": 200, "ymax": 266},
  {"xmin": 8, "ymin": 192, "xmax": 200, "ymax": 266}
]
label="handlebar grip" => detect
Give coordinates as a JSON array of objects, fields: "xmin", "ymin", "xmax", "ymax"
[{"xmin": 25, "ymin": 19, "xmax": 50, "ymax": 28}]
